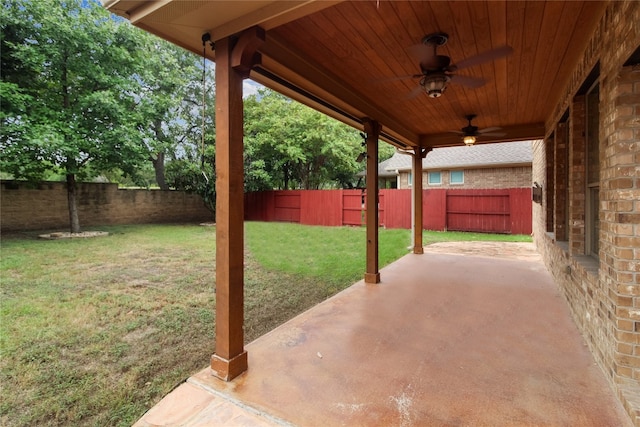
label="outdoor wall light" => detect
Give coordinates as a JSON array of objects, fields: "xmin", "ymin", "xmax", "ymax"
[
  {"xmin": 463, "ymin": 135, "xmax": 476, "ymax": 146},
  {"xmin": 421, "ymin": 73, "xmax": 450, "ymax": 98}
]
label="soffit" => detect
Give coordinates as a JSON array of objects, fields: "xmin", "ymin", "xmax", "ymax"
[{"xmin": 104, "ymin": 0, "xmax": 607, "ymax": 149}]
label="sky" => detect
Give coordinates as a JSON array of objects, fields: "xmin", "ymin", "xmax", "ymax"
[
  {"xmin": 206, "ymin": 60, "xmax": 262, "ymax": 99},
  {"xmin": 243, "ymin": 79, "xmax": 262, "ymax": 98}
]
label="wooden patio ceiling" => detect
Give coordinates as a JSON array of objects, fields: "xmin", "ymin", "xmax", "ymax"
[{"xmin": 104, "ymin": 0, "xmax": 607, "ymax": 149}]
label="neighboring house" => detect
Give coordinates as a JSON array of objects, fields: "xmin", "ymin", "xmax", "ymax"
[
  {"xmin": 384, "ymin": 140, "xmax": 533, "ymax": 190},
  {"xmin": 356, "ymin": 156, "xmax": 397, "ymax": 189}
]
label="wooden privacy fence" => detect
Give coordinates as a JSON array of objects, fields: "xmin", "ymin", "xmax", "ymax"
[{"xmin": 245, "ymin": 188, "xmax": 532, "ymax": 234}]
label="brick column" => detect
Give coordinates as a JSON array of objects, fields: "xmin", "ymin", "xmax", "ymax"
[
  {"xmin": 569, "ymin": 96, "xmax": 587, "ymax": 255},
  {"xmin": 554, "ymin": 122, "xmax": 569, "ymax": 241},
  {"xmin": 601, "ymin": 64, "xmax": 640, "ymax": 386},
  {"xmin": 545, "ymin": 136, "xmax": 555, "ymax": 233}
]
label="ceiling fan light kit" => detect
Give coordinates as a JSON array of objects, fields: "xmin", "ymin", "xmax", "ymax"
[
  {"xmin": 463, "ymin": 135, "xmax": 477, "ymax": 146},
  {"xmin": 421, "ymin": 73, "xmax": 450, "ymax": 98}
]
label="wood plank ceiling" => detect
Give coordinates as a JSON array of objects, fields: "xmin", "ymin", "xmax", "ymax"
[{"xmin": 105, "ymin": 0, "xmax": 607, "ymax": 149}]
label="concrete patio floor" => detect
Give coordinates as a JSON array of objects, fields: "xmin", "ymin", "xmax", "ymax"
[{"xmin": 134, "ymin": 242, "xmax": 632, "ymax": 427}]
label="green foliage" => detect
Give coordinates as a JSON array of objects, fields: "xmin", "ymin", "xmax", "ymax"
[
  {"xmin": 165, "ymin": 155, "xmax": 216, "ymax": 213},
  {"xmin": 244, "ymin": 89, "xmax": 364, "ymax": 190},
  {"xmin": 132, "ymin": 36, "xmax": 214, "ymax": 190},
  {"xmin": 1, "ymin": 0, "xmax": 154, "ymax": 231},
  {"xmin": 0, "ymin": 0, "xmax": 147, "ymax": 182},
  {"xmin": 378, "ymin": 140, "xmax": 395, "ymax": 162}
]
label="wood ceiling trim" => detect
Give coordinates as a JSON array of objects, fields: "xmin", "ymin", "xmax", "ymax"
[
  {"xmin": 546, "ymin": 2, "xmax": 607, "ymax": 118},
  {"xmin": 419, "ymin": 122, "xmax": 545, "ymax": 148},
  {"xmin": 467, "ymin": 1, "xmax": 495, "ymax": 124},
  {"xmin": 526, "ymin": 1, "xmax": 565, "ymax": 123},
  {"xmin": 487, "ymin": 2, "xmax": 508, "ymax": 120},
  {"xmin": 209, "ymin": 1, "xmax": 342, "ymax": 42},
  {"xmin": 259, "ymin": 33, "xmax": 420, "ymax": 146},
  {"xmin": 128, "ymin": 0, "xmax": 172, "ymax": 24},
  {"xmin": 532, "ymin": 1, "xmax": 579, "ymax": 122},
  {"xmin": 517, "ymin": 2, "xmax": 545, "ymax": 122},
  {"xmin": 505, "ymin": 2, "xmax": 525, "ymax": 125}
]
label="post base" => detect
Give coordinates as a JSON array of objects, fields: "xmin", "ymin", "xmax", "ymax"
[
  {"xmin": 211, "ymin": 351, "xmax": 248, "ymax": 381},
  {"xmin": 364, "ymin": 272, "xmax": 380, "ymax": 284},
  {"xmin": 413, "ymin": 246, "xmax": 424, "ymax": 254}
]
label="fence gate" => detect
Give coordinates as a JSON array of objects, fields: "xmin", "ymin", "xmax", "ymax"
[
  {"xmin": 342, "ymin": 190, "xmax": 364, "ymax": 226},
  {"xmin": 446, "ymin": 191, "xmax": 511, "ymax": 233}
]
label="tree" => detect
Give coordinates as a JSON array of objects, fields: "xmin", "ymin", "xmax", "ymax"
[
  {"xmin": 243, "ymin": 89, "xmax": 366, "ymax": 190},
  {"xmin": 1, "ymin": 0, "xmax": 147, "ymax": 232},
  {"xmin": 162, "ymin": 55, "xmax": 217, "ymax": 212},
  {"xmin": 133, "ymin": 37, "xmax": 211, "ymax": 190}
]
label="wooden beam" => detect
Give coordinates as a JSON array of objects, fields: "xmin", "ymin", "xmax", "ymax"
[
  {"xmin": 258, "ymin": 35, "xmax": 419, "ymax": 147},
  {"xmin": 210, "ymin": 29, "xmax": 262, "ymax": 381},
  {"xmin": 419, "ymin": 123, "xmax": 546, "ymax": 148},
  {"xmin": 209, "ymin": 1, "xmax": 342, "ymax": 42},
  {"xmin": 249, "ymin": 65, "xmax": 415, "ymax": 150},
  {"xmin": 231, "ymin": 27, "xmax": 265, "ymax": 78},
  {"xmin": 364, "ymin": 119, "xmax": 380, "ymax": 284}
]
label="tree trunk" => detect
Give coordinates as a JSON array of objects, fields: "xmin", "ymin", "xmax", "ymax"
[
  {"xmin": 152, "ymin": 152, "xmax": 169, "ymax": 190},
  {"xmin": 283, "ymin": 164, "xmax": 290, "ymax": 190},
  {"xmin": 66, "ymin": 174, "xmax": 81, "ymax": 233}
]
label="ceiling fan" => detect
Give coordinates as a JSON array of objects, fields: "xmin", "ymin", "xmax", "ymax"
[
  {"xmin": 451, "ymin": 114, "xmax": 506, "ymax": 145},
  {"xmin": 400, "ymin": 33, "xmax": 513, "ymax": 98}
]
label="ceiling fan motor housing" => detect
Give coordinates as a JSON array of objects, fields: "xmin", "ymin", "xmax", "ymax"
[
  {"xmin": 463, "ymin": 125, "xmax": 478, "ymax": 135},
  {"xmin": 422, "ymin": 32, "xmax": 449, "ymax": 47}
]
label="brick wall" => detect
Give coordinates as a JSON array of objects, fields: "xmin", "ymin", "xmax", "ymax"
[
  {"xmin": 398, "ymin": 165, "xmax": 532, "ymax": 190},
  {"xmin": 601, "ymin": 62, "xmax": 640, "ymax": 423},
  {"xmin": 569, "ymin": 96, "xmax": 587, "ymax": 255},
  {"xmin": 0, "ymin": 180, "xmax": 213, "ymax": 232},
  {"xmin": 533, "ymin": 1, "xmax": 640, "ymax": 424}
]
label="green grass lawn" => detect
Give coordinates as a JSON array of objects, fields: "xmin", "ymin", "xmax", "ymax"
[{"xmin": 0, "ymin": 222, "xmax": 530, "ymax": 426}]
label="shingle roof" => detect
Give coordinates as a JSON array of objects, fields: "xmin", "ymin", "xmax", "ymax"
[
  {"xmin": 385, "ymin": 140, "xmax": 534, "ymax": 172},
  {"xmin": 356, "ymin": 156, "xmax": 397, "ymax": 177}
]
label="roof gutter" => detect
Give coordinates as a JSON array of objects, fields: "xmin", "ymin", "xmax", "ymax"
[{"xmin": 391, "ymin": 161, "xmax": 533, "ymax": 173}]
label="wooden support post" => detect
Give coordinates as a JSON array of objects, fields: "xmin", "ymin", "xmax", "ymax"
[
  {"xmin": 412, "ymin": 147, "xmax": 428, "ymax": 254},
  {"xmin": 364, "ymin": 119, "xmax": 380, "ymax": 284},
  {"xmin": 211, "ymin": 28, "xmax": 263, "ymax": 381}
]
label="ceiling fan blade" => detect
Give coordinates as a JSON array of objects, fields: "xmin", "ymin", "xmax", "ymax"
[
  {"xmin": 478, "ymin": 126, "xmax": 502, "ymax": 134},
  {"xmin": 405, "ymin": 85, "xmax": 425, "ymax": 100},
  {"xmin": 479, "ymin": 132, "xmax": 506, "ymax": 137},
  {"xmin": 447, "ymin": 130, "xmax": 464, "ymax": 134},
  {"xmin": 407, "ymin": 43, "xmax": 439, "ymax": 69},
  {"xmin": 451, "ymin": 45, "xmax": 513, "ymax": 71},
  {"xmin": 450, "ymin": 74, "xmax": 486, "ymax": 88}
]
